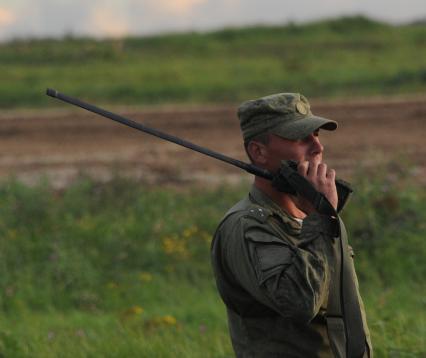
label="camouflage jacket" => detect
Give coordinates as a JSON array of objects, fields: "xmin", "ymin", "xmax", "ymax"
[{"xmin": 211, "ymin": 186, "xmax": 372, "ymax": 357}]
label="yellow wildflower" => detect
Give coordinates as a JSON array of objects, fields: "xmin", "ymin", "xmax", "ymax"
[
  {"xmin": 182, "ymin": 225, "xmax": 198, "ymax": 238},
  {"xmin": 139, "ymin": 272, "xmax": 153, "ymax": 282},
  {"xmin": 131, "ymin": 306, "xmax": 144, "ymax": 315},
  {"xmin": 162, "ymin": 236, "xmax": 190, "ymax": 259},
  {"xmin": 162, "ymin": 237, "xmax": 175, "ymax": 254},
  {"xmin": 121, "ymin": 305, "xmax": 144, "ymax": 321},
  {"xmin": 161, "ymin": 315, "xmax": 177, "ymax": 325}
]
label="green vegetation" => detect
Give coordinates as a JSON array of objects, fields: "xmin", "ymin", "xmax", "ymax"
[
  {"xmin": 0, "ymin": 165, "xmax": 425, "ymax": 357},
  {"xmin": 1, "ymin": 16, "xmax": 426, "ymax": 108}
]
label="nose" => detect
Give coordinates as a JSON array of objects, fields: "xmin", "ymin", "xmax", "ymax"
[{"xmin": 310, "ymin": 134, "xmax": 324, "ymax": 155}]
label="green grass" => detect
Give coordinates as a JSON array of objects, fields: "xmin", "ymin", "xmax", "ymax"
[
  {"xmin": 1, "ymin": 16, "xmax": 426, "ymax": 108},
  {"xmin": 0, "ymin": 164, "xmax": 425, "ymax": 357},
  {"xmin": 0, "ymin": 280, "xmax": 233, "ymax": 358}
]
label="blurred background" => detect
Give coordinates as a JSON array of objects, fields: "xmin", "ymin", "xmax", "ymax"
[{"xmin": 0, "ymin": 1, "xmax": 425, "ymax": 357}]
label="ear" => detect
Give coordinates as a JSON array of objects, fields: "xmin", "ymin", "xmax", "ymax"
[{"xmin": 247, "ymin": 141, "xmax": 268, "ymax": 165}]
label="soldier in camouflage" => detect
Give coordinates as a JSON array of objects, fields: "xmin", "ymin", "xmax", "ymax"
[{"xmin": 211, "ymin": 93, "xmax": 372, "ymax": 357}]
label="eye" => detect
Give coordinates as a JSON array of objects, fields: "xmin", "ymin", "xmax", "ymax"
[{"xmin": 300, "ymin": 130, "xmax": 320, "ymax": 143}]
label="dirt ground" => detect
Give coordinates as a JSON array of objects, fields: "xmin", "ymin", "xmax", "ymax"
[{"xmin": 0, "ymin": 97, "xmax": 425, "ymax": 189}]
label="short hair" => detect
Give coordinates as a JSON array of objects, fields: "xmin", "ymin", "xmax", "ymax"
[{"xmin": 244, "ymin": 132, "xmax": 270, "ymax": 163}]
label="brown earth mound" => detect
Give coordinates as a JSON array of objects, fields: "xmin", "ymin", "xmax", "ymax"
[{"xmin": 0, "ymin": 98, "xmax": 425, "ymax": 188}]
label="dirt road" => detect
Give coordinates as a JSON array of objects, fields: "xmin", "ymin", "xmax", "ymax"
[{"xmin": 0, "ymin": 98, "xmax": 425, "ymax": 188}]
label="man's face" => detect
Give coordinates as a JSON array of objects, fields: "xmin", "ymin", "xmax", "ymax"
[{"xmin": 262, "ymin": 130, "xmax": 324, "ymax": 172}]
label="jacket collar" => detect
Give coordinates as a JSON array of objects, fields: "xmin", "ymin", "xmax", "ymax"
[{"xmin": 249, "ymin": 185, "xmax": 302, "ymax": 232}]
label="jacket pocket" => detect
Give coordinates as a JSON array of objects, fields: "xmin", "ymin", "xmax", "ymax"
[{"xmin": 246, "ymin": 230, "xmax": 295, "ymax": 284}]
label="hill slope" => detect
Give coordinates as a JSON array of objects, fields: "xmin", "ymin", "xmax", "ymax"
[{"xmin": 1, "ymin": 16, "xmax": 426, "ymax": 108}]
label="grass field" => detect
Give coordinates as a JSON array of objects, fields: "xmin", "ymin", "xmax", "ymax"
[
  {"xmin": 1, "ymin": 16, "xmax": 426, "ymax": 108},
  {"xmin": 0, "ymin": 163, "xmax": 425, "ymax": 357},
  {"xmin": 1, "ymin": 15, "xmax": 425, "ymax": 357}
]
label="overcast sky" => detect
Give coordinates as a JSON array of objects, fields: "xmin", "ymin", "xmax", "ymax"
[{"xmin": 0, "ymin": 0, "xmax": 425, "ymax": 42}]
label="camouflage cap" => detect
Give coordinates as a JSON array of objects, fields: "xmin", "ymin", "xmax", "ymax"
[{"xmin": 238, "ymin": 93, "xmax": 337, "ymax": 142}]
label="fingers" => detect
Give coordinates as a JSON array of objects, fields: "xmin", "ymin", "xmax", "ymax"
[
  {"xmin": 298, "ymin": 160, "xmax": 335, "ymax": 184},
  {"xmin": 307, "ymin": 161, "xmax": 317, "ymax": 179},
  {"xmin": 326, "ymin": 168, "xmax": 336, "ymax": 181},
  {"xmin": 297, "ymin": 161, "xmax": 309, "ymax": 176},
  {"xmin": 317, "ymin": 163, "xmax": 327, "ymax": 182},
  {"xmin": 295, "ymin": 160, "xmax": 338, "ymax": 210},
  {"xmin": 298, "ymin": 160, "xmax": 323, "ymax": 180},
  {"xmin": 306, "ymin": 158, "xmax": 322, "ymax": 179}
]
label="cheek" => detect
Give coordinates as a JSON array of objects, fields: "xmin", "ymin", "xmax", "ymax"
[
  {"xmin": 269, "ymin": 146, "xmax": 307, "ymax": 169},
  {"xmin": 275, "ymin": 147, "xmax": 303, "ymax": 162},
  {"xmin": 266, "ymin": 148, "xmax": 296, "ymax": 168},
  {"xmin": 269, "ymin": 155, "xmax": 283, "ymax": 169}
]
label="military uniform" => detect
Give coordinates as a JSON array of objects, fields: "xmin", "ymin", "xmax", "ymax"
[
  {"xmin": 211, "ymin": 186, "xmax": 372, "ymax": 357},
  {"xmin": 210, "ymin": 93, "xmax": 372, "ymax": 357}
]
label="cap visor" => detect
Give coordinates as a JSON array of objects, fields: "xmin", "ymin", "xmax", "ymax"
[{"xmin": 272, "ymin": 115, "xmax": 337, "ymax": 140}]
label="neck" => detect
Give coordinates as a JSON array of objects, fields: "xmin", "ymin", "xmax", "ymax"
[{"xmin": 254, "ymin": 176, "xmax": 307, "ymax": 219}]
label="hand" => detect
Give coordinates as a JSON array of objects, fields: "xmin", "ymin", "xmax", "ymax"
[{"xmin": 293, "ymin": 160, "xmax": 338, "ymax": 214}]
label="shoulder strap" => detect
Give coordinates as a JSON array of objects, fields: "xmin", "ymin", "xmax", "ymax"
[
  {"xmin": 326, "ymin": 218, "xmax": 367, "ymax": 358},
  {"xmin": 325, "ymin": 220, "xmax": 346, "ymax": 358},
  {"xmin": 220, "ymin": 196, "xmax": 251, "ymax": 222},
  {"xmin": 339, "ymin": 218, "xmax": 368, "ymax": 357}
]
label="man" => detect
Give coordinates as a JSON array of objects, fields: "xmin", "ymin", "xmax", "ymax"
[{"xmin": 211, "ymin": 93, "xmax": 372, "ymax": 357}]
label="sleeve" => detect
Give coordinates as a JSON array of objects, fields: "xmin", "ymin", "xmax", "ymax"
[{"xmin": 224, "ymin": 212, "xmax": 338, "ymax": 324}]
